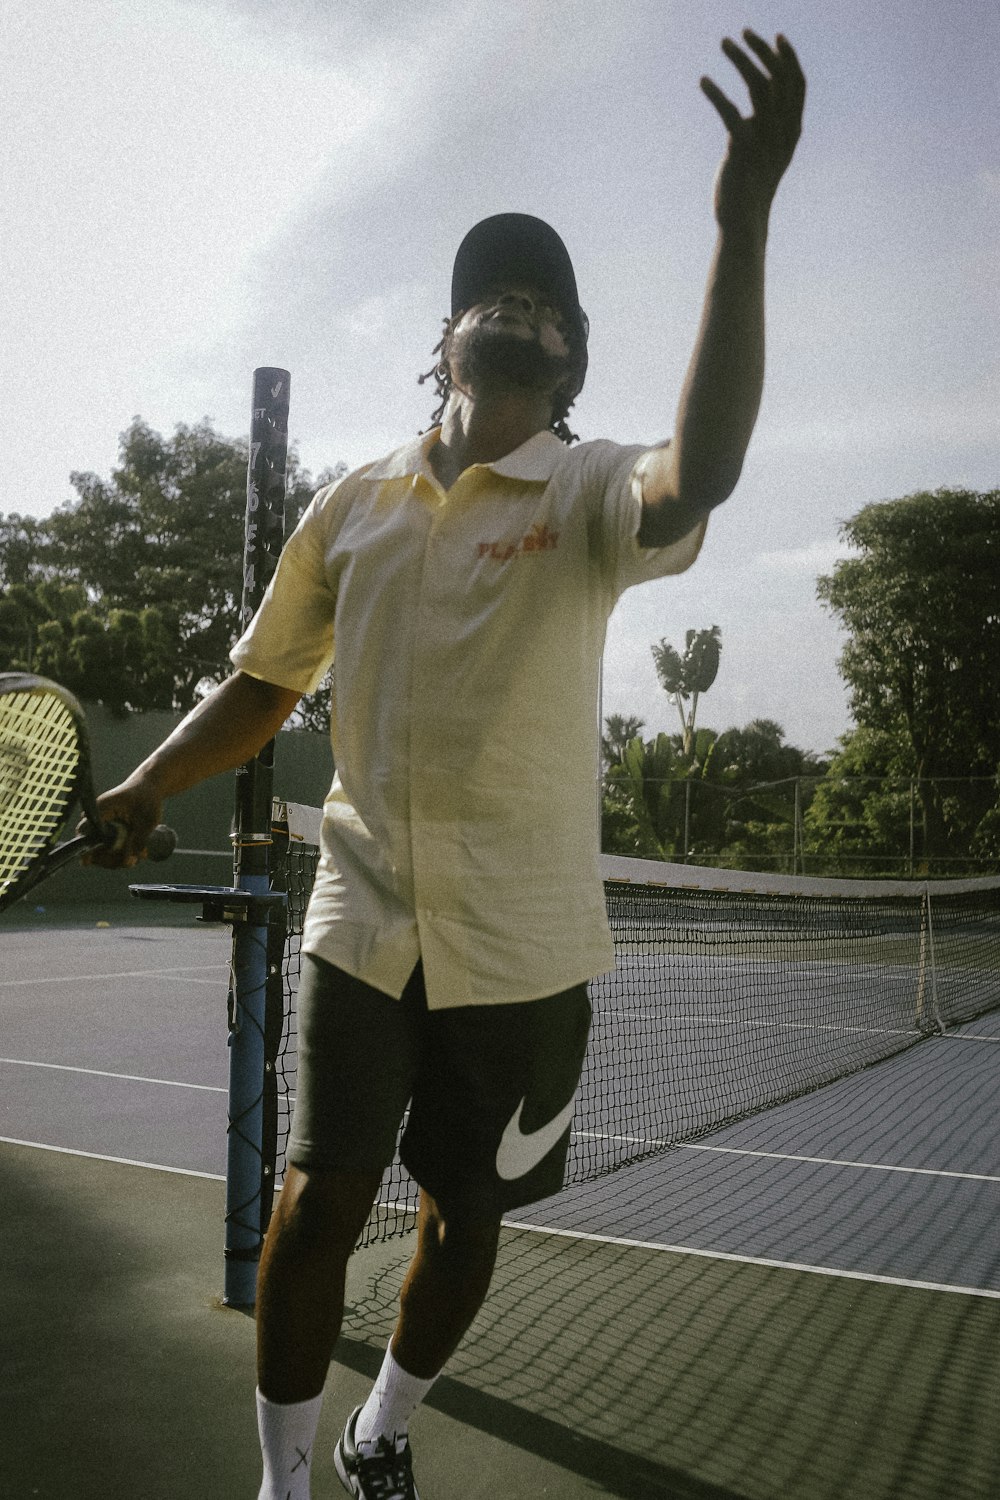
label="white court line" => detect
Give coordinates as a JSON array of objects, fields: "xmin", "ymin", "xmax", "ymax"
[
  {"xmin": 501, "ymin": 1218, "xmax": 1000, "ymax": 1300},
  {"xmin": 0, "ymin": 1056, "xmax": 297, "ymax": 1101},
  {"xmin": 573, "ymin": 1129, "xmax": 1000, "ymax": 1182},
  {"xmin": 0, "ymin": 1136, "xmax": 224, "ymax": 1180},
  {"xmin": 0, "ymin": 1057, "xmax": 226, "ymax": 1093},
  {"xmin": 0, "ymin": 965, "xmax": 227, "ymax": 988},
  {"xmin": 4, "ymin": 1058, "xmax": 992, "ymax": 1182},
  {"xmin": 680, "ymin": 1141, "xmax": 1000, "ymax": 1184},
  {"xmin": 3, "ymin": 1138, "xmax": 996, "ymax": 1300}
]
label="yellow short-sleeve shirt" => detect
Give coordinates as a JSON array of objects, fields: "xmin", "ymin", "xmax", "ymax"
[{"xmin": 230, "ymin": 428, "xmax": 706, "ymax": 1008}]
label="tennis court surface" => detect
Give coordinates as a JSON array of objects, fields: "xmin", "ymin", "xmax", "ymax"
[{"xmin": 2, "ymin": 854, "xmax": 999, "ymax": 1498}]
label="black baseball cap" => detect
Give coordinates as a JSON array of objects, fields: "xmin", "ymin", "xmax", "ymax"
[{"xmin": 451, "ymin": 213, "xmax": 589, "ymax": 377}]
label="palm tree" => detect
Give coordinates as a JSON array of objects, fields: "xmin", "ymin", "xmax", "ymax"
[
  {"xmin": 651, "ymin": 626, "xmax": 722, "ymax": 759},
  {"xmin": 601, "ymin": 712, "xmax": 645, "ymax": 772}
]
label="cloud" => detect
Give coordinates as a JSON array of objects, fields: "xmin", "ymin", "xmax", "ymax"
[{"xmin": 756, "ymin": 538, "xmax": 855, "ymax": 576}]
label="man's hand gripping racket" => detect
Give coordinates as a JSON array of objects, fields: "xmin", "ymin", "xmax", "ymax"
[{"xmin": 0, "ymin": 673, "xmax": 175, "ymax": 914}]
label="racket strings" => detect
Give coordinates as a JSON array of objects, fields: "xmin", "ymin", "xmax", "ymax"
[{"xmin": 0, "ymin": 689, "xmax": 82, "ymax": 895}]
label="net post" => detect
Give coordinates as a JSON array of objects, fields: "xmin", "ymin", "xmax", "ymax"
[
  {"xmin": 260, "ymin": 809, "xmax": 291, "ymax": 1231},
  {"xmin": 223, "ymin": 368, "xmax": 290, "ymax": 1308},
  {"xmin": 920, "ymin": 881, "xmax": 945, "ymax": 1036},
  {"xmin": 915, "ymin": 881, "xmax": 946, "ymax": 1035},
  {"xmin": 683, "ymin": 779, "xmax": 691, "ymax": 863},
  {"xmin": 908, "ymin": 778, "xmax": 916, "ymax": 877}
]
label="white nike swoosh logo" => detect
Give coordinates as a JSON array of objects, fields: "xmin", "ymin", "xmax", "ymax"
[{"xmin": 495, "ymin": 1095, "xmax": 577, "ymax": 1181}]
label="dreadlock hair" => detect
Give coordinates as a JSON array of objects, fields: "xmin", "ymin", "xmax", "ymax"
[{"xmin": 418, "ymin": 312, "xmax": 586, "ymax": 445}]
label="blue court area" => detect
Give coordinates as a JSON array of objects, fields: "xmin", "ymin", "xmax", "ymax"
[{"xmin": 2, "ymin": 909, "xmax": 998, "ymax": 1498}]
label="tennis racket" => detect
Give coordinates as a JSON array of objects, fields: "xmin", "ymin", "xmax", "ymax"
[{"xmin": 0, "ymin": 672, "xmax": 176, "ymax": 913}]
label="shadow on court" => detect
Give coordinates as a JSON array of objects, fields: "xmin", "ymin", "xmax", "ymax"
[{"xmin": 3, "ymin": 1142, "xmax": 998, "ymax": 1499}]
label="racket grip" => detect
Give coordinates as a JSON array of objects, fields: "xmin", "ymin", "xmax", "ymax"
[{"xmin": 99, "ymin": 820, "xmax": 176, "ymax": 861}]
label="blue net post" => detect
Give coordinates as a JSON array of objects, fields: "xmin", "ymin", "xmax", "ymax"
[{"xmin": 224, "ymin": 367, "xmax": 290, "ymax": 1307}]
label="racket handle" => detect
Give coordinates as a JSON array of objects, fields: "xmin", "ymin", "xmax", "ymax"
[{"xmin": 99, "ymin": 820, "xmax": 177, "ymax": 862}]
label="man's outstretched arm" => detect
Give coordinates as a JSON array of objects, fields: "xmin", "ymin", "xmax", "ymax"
[
  {"xmin": 639, "ymin": 29, "xmax": 806, "ymax": 547},
  {"xmin": 87, "ymin": 671, "xmax": 302, "ymax": 866}
]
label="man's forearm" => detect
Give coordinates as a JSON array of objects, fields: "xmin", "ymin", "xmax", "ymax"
[
  {"xmin": 673, "ymin": 216, "xmax": 768, "ymax": 503},
  {"xmin": 639, "ymin": 217, "xmax": 767, "ymax": 545},
  {"xmin": 88, "ymin": 671, "xmax": 303, "ymax": 866},
  {"xmin": 638, "ymin": 30, "xmax": 805, "ymax": 549},
  {"xmin": 125, "ymin": 671, "xmax": 302, "ymax": 800}
]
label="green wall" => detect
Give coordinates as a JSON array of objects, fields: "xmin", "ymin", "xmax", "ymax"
[{"xmin": 29, "ymin": 703, "xmax": 333, "ymax": 908}]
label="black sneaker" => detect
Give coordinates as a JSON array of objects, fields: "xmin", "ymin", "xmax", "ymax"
[{"xmin": 335, "ymin": 1406, "xmax": 421, "ymax": 1499}]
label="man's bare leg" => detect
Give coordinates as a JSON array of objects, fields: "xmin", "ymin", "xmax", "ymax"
[
  {"xmin": 348, "ymin": 1184, "xmax": 501, "ymax": 1451},
  {"xmin": 391, "ymin": 1188, "xmax": 502, "ymax": 1377},
  {"xmin": 256, "ymin": 1163, "xmax": 383, "ymax": 1402},
  {"xmin": 333, "ymin": 1188, "xmax": 502, "ymax": 1496}
]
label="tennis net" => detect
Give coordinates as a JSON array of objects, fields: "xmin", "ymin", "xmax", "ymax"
[{"xmin": 267, "ymin": 799, "xmax": 1000, "ymax": 1244}]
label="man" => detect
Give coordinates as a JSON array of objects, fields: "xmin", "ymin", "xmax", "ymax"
[{"xmin": 93, "ymin": 30, "xmax": 804, "ymax": 1500}]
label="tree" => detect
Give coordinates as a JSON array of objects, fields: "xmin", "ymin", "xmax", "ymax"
[
  {"xmin": 706, "ymin": 718, "xmax": 827, "ymax": 871},
  {"xmin": 602, "ymin": 731, "xmax": 690, "ymax": 858},
  {"xmin": 818, "ymin": 489, "xmax": 1000, "ymax": 862},
  {"xmin": 600, "ymin": 710, "xmax": 829, "ymax": 869},
  {"xmin": 0, "ymin": 513, "xmax": 45, "ymax": 588},
  {"xmin": 970, "ymin": 767, "xmax": 1000, "ymax": 862},
  {"xmin": 601, "ymin": 713, "xmax": 645, "ymax": 773},
  {"xmin": 33, "ymin": 604, "xmax": 178, "ymax": 714},
  {"xmin": 602, "ymin": 724, "xmax": 728, "ymax": 862},
  {"xmin": 712, "ymin": 717, "xmax": 825, "ymax": 786},
  {"xmin": 802, "ymin": 725, "xmax": 914, "ymax": 875},
  {"xmin": 0, "ymin": 419, "xmax": 345, "ymax": 720},
  {"xmin": 651, "ymin": 626, "xmax": 721, "ymax": 757},
  {"xmin": 295, "ymin": 668, "xmax": 336, "ymax": 735}
]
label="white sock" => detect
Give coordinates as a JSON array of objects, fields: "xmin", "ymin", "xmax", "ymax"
[
  {"xmin": 354, "ymin": 1344, "xmax": 438, "ymax": 1447},
  {"xmin": 256, "ymin": 1388, "xmax": 324, "ymax": 1500}
]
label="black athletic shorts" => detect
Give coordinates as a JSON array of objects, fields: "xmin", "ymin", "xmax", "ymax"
[{"xmin": 287, "ymin": 956, "xmax": 591, "ymax": 1216}]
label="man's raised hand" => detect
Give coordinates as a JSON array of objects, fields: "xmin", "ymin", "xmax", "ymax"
[{"xmin": 701, "ymin": 30, "xmax": 805, "ymax": 234}]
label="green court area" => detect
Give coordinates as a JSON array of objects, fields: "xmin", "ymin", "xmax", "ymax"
[
  {"xmin": 3, "ymin": 1141, "xmax": 997, "ymax": 1500},
  {"xmin": 4, "ymin": 856, "xmax": 998, "ymax": 1497}
]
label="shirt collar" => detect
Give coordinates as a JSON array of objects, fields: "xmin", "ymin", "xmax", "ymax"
[{"xmin": 363, "ymin": 428, "xmax": 566, "ymax": 486}]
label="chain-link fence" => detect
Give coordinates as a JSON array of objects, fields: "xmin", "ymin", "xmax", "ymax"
[{"xmin": 601, "ymin": 774, "xmax": 1000, "ymax": 878}]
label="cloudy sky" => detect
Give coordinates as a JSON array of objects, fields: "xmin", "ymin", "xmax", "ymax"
[{"xmin": 3, "ymin": 0, "xmax": 997, "ymax": 753}]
